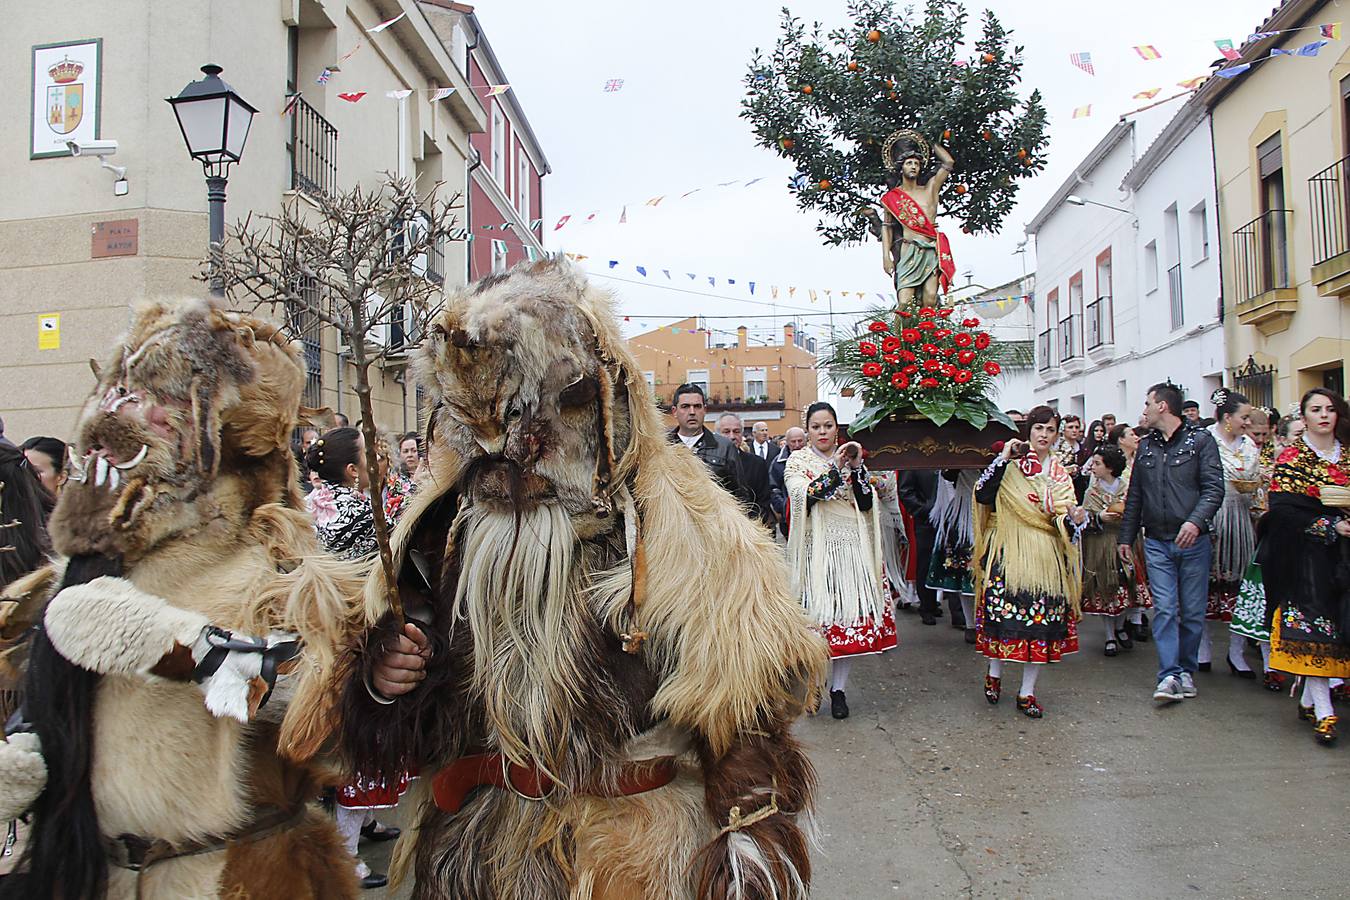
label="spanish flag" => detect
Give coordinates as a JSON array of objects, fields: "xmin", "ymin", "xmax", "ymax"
[
  {"xmin": 1322, "ymin": 23, "xmax": 1342, "ymax": 40},
  {"xmin": 1133, "ymin": 45, "xmax": 1162, "ymax": 60},
  {"xmin": 1072, "ymin": 105, "xmax": 1092, "ymax": 119},
  {"xmin": 1134, "ymin": 88, "xmax": 1161, "ymax": 100},
  {"xmin": 1178, "ymin": 76, "xmax": 1207, "ymax": 90}
]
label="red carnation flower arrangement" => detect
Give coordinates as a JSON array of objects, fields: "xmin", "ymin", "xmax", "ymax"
[{"xmin": 833, "ymin": 306, "xmax": 1012, "ymax": 430}]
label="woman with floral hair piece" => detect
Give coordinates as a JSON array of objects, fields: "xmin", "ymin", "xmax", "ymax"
[
  {"xmin": 1201, "ymin": 389, "xmax": 1261, "ymax": 677},
  {"xmin": 785, "ymin": 401, "xmax": 894, "ymax": 721},
  {"xmin": 1261, "ymin": 387, "xmax": 1350, "ymax": 745},
  {"xmin": 972, "ymin": 405, "xmax": 1086, "ymax": 718}
]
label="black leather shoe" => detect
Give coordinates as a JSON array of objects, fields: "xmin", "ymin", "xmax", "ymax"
[
  {"xmin": 920, "ymin": 611, "xmax": 937, "ymax": 626},
  {"xmin": 1197, "ymin": 661, "xmax": 1212, "ymax": 672},
  {"xmin": 1227, "ymin": 658, "xmax": 1256, "ymax": 680},
  {"xmin": 362, "ymin": 872, "xmax": 389, "ymax": 890},
  {"xmin": 830, "ymin": 689, "xmax": 849, "ymax": 719},
  {"xmin": 1134, "ymin": 615, "xmax": 1151, "ymax": 643},
  {"xmin": 1115, "ymin": 628, "xmax": 1133, "ymax": 651},
  {"xmin": 361, "ymin": 822, "xmax": 401, "ymax": 843},
  {"xmin": 964, "ymin": 627, "xmax": 977, "ymax": 644}
]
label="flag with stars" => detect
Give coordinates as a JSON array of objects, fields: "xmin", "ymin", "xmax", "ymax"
[{"xmin": 1070, "ymin": 52, "xmax": 1095, "ymax": 75}]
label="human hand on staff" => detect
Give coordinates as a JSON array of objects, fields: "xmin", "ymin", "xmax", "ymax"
[
  {"xmin": 371, "ymin": 622, "xmax": 430, "ymax": 698},
  {"xmin": 1174, "ymin": 522, "xmax": 1201, "ymax": 549},
  {"xmin": 834, "ymin": 441, "xmax": 863, "ymax": 470}
]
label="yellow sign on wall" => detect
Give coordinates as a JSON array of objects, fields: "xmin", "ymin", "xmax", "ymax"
[{"xmin": 38, "ymin": 313, "xmax": 60, "ymax": 350}]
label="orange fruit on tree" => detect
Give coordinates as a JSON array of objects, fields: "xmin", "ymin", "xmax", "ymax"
[
  {"xmin": 867, "ymin": 29, "xmax": 882, "ymax": 42},
  {"xmin": 943, "ymin": 129, "xmax": 951, "ymax": 140},
  {"xmin": 847, "ymin": 60, "xmax": 859, "ymax": 72},
  {"xmin": 981, "ymin": 129, "xmax": 992, "ymax": 140},
  {"xmin": 780, "ymin": 138, "xmax": 794, "ymax": 150},
  {"xmin": 802, "ymin": 85, "xmax": 813, "ymax": 94},
  {"xmin": 982, "ymin": 52, "xmax": 995, "ymax": 63},
  {"xmin": 888, "ymin": 91, "xmax": 898, "ymax": 99},
  {"xmin": 818, "ymin": 179, "xmax": 832, "ymax": 190},
  {"xmin": 1017, "ymin": 148, "xmax": 1028, "ymax": 159},
  {"xmin": 955, "ymin": 183, "xmax": 968, "ymax": 195}
]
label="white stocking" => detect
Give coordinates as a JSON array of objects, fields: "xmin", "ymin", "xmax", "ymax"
[
  {"xmin": 830, "ymin": 658, "xmax": 853, "ymax": 693},
  {"xmin": 1228, "ymin": 632, "xmax": 1253, "ymax": 672},
  {"xmin": 961, "ymin": 594, "xmax": 975, "ymax": 625},
  {"xmin": 988, "ymin": 659, "xmax": 1003, "ymax": 679},
  {"xmin": 336, "ymin": 805, "xmax": 365, "ymax": 867},
  {"xmin": 1308, "ymin": 676, "xmax": 1335, "ymax": 720},
  {"xmin": 1019, "ymin": 664, "xmax": 1040, "ymax": 698},
  {"xmin": 1103, "ymin": 616, "xmax": 1117, "ymax": 641},
  {"xmin": 1127, "ymin": 607, "xmax": 1144, "ymax": 625},
  {"xmin": 1198, "ymin": 626, "xmax": 1212, "ymax": 665},
  {"xmin": 1259, "ymin": 641, "xmax": 1272, "ymax": 673},
  {"xmin": 1300, "ymin": 678, "xmax": 1314, "ymax": 707}
]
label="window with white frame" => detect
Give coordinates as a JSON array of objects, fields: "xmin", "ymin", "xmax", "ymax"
[
  {"xmin": 1144, "ymin": 240, "xmax": 1159, "ymax": 293},
  {"xmin": 685, "ymin": 369, "xmax": 709, "ymax": 394},
  {"xmin": 743, "ymin": 367, "xmax": 766, "ymax": 401},
  {"xmin": 1189, "ymin": 201, "xmax": 1210, "ymax": 261},
  {"xmin": 490, "ymin": 105, "xmax": 506, "ymax": 190},
  {"xmin": 491, "ymin": 238, "xmax": 508, "ymax": 274},
  {"xmin": 516, "ymin": 146, "xmax": 530, "ymax": 216},
  {"xmin": 642, "ymin": 371, "xmax": 655, "ymax": 388}
]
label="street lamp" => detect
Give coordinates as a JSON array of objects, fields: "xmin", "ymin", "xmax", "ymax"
[
  {"xmin": 166, "ymin": 64, "xmax": 257, "ymax": 296},
  {"xmin": 1065, "ymin": 194, "xmax": 1131, "ymax": 215}
]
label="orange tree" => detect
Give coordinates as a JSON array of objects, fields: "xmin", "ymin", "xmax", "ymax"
[{"xmin": 743, "ymin": 0, "xmax": 1049, "ymax": 244}]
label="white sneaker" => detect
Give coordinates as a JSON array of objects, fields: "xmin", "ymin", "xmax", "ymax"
[
  {"xmin": 1153, "ymin": 675, "xmax": 1184, "ymax": 704},
  {"xmin": 1178, "ymin": 672, "xmax": 1197, "ymax": 698}
]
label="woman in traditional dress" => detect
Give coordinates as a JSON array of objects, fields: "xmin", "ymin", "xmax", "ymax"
[
  {"xmin": 973, "ymin": 405, "xmax": 1086, "ymax": 718},
  {"xmin": 1198, "ymin": 390, "xmax": 1261, "ymax": 678},
  {"xmin": 303, "ymin": 427, "xmax": 402, "ymax": 888},
  {"xmin": 874, "ymin": 470, "xmax": 919, "ymax": 611},
  {"xmin": 926, "ymin": 469, "xmax": 979, "ymax": 643},
  {"xmin": 786, "ymin": 401, "xmax": 895, "ymax": 720},
  {"xmin": 1108, "ymin": 425, "xmax": 1153, "ymax": 644},
  {"xmin": 1232, "ymin": 409, "xmax": 1288, "ymax": 691},
  {"xmin": 1261, "ymin": 388, "xmax": 1350, "ymax": 745},
  {"xmin": 1079, "ymin": 444, "xmax": 1151, "ymax": 656}
]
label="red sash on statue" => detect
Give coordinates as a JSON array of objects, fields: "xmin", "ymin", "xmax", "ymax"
[{"xmin": 881, "ymin": 188, "xmax": 956, "ymax": 294}]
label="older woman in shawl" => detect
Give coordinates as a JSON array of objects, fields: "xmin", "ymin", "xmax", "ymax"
[
  {"xmin": 972, "ymin": 405, "xmax": 1087, "ymax": 718},
  {"xmin": 1261, "ymin": 388, "xmax": 1350, "ymax": 745}
]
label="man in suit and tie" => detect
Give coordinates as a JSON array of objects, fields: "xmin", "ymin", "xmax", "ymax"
[
  {"xmin": 717, "ymin": 413, "xmax": 775, "ymax": 528},
  {"xmin": 748, "ymin": 421, "xmax": 780, "ymax": 463}
]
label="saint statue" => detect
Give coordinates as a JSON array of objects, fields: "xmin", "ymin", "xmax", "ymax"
[{"xmin": 866, "ymin": 130, "xmax": 957, "ymax": 310}]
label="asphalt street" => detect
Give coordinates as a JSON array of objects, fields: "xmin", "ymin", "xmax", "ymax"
[{"xmin": 368, "ymin": 613, "xmax": 1350, "ymax": 899}]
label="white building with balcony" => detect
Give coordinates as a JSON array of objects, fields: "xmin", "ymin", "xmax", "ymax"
[{"xmin": 1027, "ymin": 114, "xmax": 1225, "ymax": 422}]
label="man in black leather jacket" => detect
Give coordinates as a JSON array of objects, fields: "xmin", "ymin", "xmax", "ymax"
[
  {"xmin": 667, "ymin": 384, "xmax": 757, "ymax": 516},
  {"xmin": 1118, "ymin": 382, "xmax": 1224, "ymax": 705}
]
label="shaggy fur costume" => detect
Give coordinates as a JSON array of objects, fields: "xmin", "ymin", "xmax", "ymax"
[
  {"xmin": 301, "ymin": 260, "xmax": 828, "ymax": 899},
  {"xmin": 0, "ymin": 299, "xmax": 363, "ymax": 899}
]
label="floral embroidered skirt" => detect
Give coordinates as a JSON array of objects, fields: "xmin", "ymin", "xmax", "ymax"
[
  {"xmin": 1206, "ymin": 579, "xmax": 1239, "ymax": 621},
  {"xmin": 1269, "ymin": 606, "xmax": 1350, "ymax": 678},
  {"xmin": 1081, "ymin": 536, "xmax": 1152, "ymax": 616},
  {"xmin": 822, "ymin": 606, "xmax": 897, "ymax": 659},
  {"xmin": 338, "ymin": 772, "xmax": 410, "ymax": 810},
  {"xmin": 925, "ymin": 535, "xmax": 973, "ymax": 594},
  {"xmin": 975, "ymin": 561, "xmax": 1078, "ymax": 664},
  {"xmin": 1230, "ymin": 561, "xmax": 1271, "ymax": 642}
]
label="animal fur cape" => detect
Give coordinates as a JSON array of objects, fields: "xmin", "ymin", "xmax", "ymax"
[
  {"xmin": 0, "ymin": 298, "xmax": 364, "ymax": 899},
  {"xmin": 296, "ymin": 260, "xmax": 827, "ymax": 899}
]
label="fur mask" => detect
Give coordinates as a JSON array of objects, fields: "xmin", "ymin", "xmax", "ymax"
[{"xmin": 49, "ymin": 298, "xmax": 305, "ymax": 562}]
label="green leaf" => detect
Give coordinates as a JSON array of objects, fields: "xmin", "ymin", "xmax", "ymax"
[
  {"xmin": 984, "ymin": 401, "xmax": 1017, "ymax": 431},
  {"xmin": 953, "ymin": 400, "xmax": 988, "ymax": 430},
  {"xmin": 848, "ymin": 403, "xmax": 889, "ymax": 433},
  {"xmin": 913, "ymin": 392, "xmax": 956, "ymax": 426}
]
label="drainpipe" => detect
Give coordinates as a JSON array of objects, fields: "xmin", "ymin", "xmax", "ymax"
[{"xmin": 466, "ymin": 150, "xmax": 482, "ymax": 283}]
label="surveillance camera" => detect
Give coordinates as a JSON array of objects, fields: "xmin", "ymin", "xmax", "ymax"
[{"xmin": 66, "ymin": 139, "xmax": 118, "ymax": 158}]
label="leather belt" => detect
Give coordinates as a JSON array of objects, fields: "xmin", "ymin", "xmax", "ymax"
[
  {"xmin": 431, "ymin": 752, "xmax": 678, "ymax": 814},
  {"xmin": 103, "ymin": 803, "xmax": 305, "ymax": 872}
]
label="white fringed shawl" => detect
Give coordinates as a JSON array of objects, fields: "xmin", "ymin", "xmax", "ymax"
[{"xmin": 784, "ymin": 448, "xmax": 886, "ymax": 628}]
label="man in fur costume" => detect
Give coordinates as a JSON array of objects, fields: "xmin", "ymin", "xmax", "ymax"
[
  {"xmin": 319, "ymin": 260, "xmax": 827, "ymax": 899},
  {"xmin": 0, "ymin": 298, "xmax": 363, "ymax": 899}
]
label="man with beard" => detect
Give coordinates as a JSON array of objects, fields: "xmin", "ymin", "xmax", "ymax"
[
  {"xmin": 322, "ymin": 261, "xmax": 826, "ymax": 900},
  {"xmin": 717, "ymin": 413, "xmax": 774, "ymax": 527}
]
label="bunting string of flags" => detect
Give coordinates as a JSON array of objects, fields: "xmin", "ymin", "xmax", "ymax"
[
  {"xmin": 551, "ymin": 176, "xmax": 772, "ymax": 231},
  {"xmin": 1065, "ymin": 22, "xmax": 1342, "ymax": 119}
]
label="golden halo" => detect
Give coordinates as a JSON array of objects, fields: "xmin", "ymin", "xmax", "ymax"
[{"xmin": 883, "ymin": 129, "xmax": 931, "ymax": 172}]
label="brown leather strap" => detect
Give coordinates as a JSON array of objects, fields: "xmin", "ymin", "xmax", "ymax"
[
  {"xmin": 431, "ymin": 753, "xmax": 678, "ymax": 814},
  {"xmin": 104, "ymin": 803, "xmax": 306, "ymax": 872}
]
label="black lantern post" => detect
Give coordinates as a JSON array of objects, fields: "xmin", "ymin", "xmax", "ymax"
[{"xmin": 166, "ymin": 65, "xmax": 258, "ymax": 296}]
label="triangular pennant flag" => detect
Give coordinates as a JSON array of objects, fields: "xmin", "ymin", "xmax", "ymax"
[
  {"xmin": 338, "ymin": 92, "xmax": 367, "ymax": 103},
  {"xmin": 367, "ymin": 11, "xmax": 406, "ymax": 32},
  {"xmin": 662, "ymin": 269, "xmax": 671, "ymax": 279},
  {"xmin": 585, "ymin": 212, "xmax": 596, "ymax": 223},
  {"xmin": 789, "ymin": 287, "xmax": 797, "ymax": 297},
  {"xmin": 636, "ymin": 266, "xmax": 647, "ymax": 277},
  {"xmin": 1072, "ymin": 105, "xmax": 1092, "ymax": 119},
  {"xmin": 624, "ymin": 316, "xmax": 631, "ymax": 322},
  {"xmin": 749, "ymin": 282, "xmax": 756, "ymax": 295},
  {"xmin": 525, "ymin": 246, "xmax": 539, "ymax": 262},
  {"xmin": 1178, "ymin": 76, "xmax": 1206, "ymax": 89},
  {"xmin": 645, "ymin": 196, "xmax": 664, "ymax": 206},
  {"xmin": 316, "ymin": 68, "xmax": 333, "ymax": 84},
  {"xmin": 1322, "ymin": 23, "xmax": 1342, "ymax": 40},
  {"xmin": 386, "ymin": 89, "xmax": 413, "ymax": 99},
  {"xmin": 708, "ymin": 277, "xmax": 716, "ymax": 286},
  {"xmin": 619, "ymin": 206, "xmax": 627, "ymax": 224},
  {"xmin": 1271, "ymin": 47, "xmax": 1295, "ymax": 57},
  {"xmin": 553, "ymin": 215, "xmax": 570, "ymax": 231},
  {"xmin": 1133, "ymin": 88, "xmax": 1161, "ymax": 100},
  {"xmin": 491, "ymin": 239, "xmax": 507, "ymax": 255},
  {"xmin": 771, "ymin": 286, "xmax": 779, "ymax": 299},
  {"xmin": 1299, "ymin": 40, "xmax": 1329, "ymax": 56},
  {"xmin": 573, "ymin": 254, "xmax": 588, "ymax": 261},
  {"xmin": 499, "ymin": 223, "xmax": 512, "ymax": 230},
  {"xmin": 429, "ymin": 87, "xmax": 456, "ymax": 101},
  {"xmin": 1215, "ymin": 63, "xmax": 1251, "ymax": 79},
  {"xmin": 282, "ymin": 92, "xmax": 302, "ymax": 116},
  {"xmin": 529, "ymin": 219, "xmax": 542, "ymax": 229},
  {"xmin": 809, "ymin": 290, "xmax": 817, "ymax": 303},
  {"xmin": 1069, "ymin": 51, "xmax": 1095, "ymax": 75},
  {"xmin": 608, "ymin": 260, "xmax": 618, "ymax": 269},
  {"xmin": 687, "ymin": 273, "xmax": 696, "ymax": 280},
  {"xmin": 1248, "ymin": 31, "xmax": 1278, "ymax": 43},
  {"xmin": 1215, "ymin": 38, "xmax": 1240, "ymax": 60},
  {"xmin": 486, "ymin": 85, "xmax": 511, "ymax": 97},
  {"xmin": 744, "ymin": 178, "xmax": 764, "ymax": 187},
  {"xmin": 1133, "ymin": 45, "xmax": 1161, "ymax": 60},
  {"xmin": 727, "ymin": 279, "xmax": 736, "ymax": 285}
]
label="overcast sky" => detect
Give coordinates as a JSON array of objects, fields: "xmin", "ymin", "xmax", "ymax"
[{"xmin": 473, "ymin": 0, "xmax": 1281, "ymax": 347}]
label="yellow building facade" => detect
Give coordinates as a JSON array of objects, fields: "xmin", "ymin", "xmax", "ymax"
[
  {"xmin": 627, "ymin": 319, "xmax": 819, "ymax": 437},
  {"xmin": 1210, "ymin": 0, "xmax": 1350, "ymax": 408}
]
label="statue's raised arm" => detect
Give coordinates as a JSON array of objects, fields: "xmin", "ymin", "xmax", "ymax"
[{"xmin": 879, "ymin": 130, "xmax": 957, "ymax": 312}]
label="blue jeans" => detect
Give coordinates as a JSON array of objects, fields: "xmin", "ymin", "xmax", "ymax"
[{"xmin": 1143, "ymin": 537, "xmax": 1212, "ymax": 681}]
